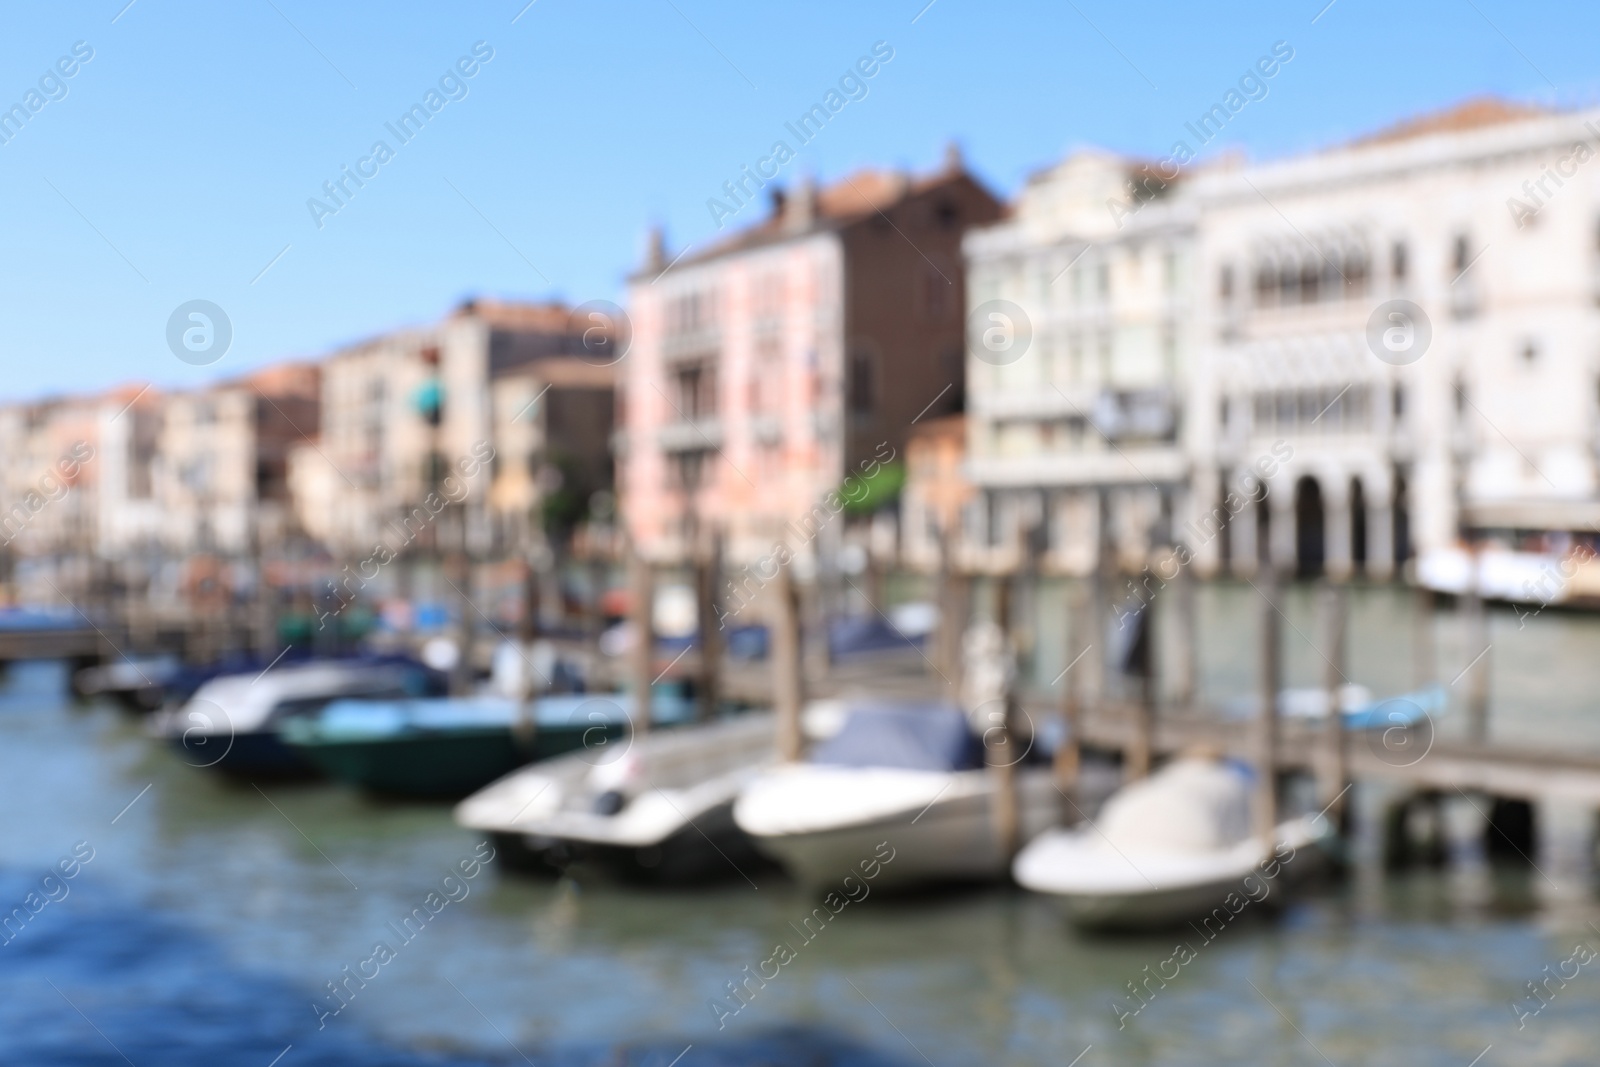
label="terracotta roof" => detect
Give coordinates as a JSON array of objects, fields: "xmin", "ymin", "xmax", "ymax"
[
  {"xmin": 454, "ymin": 298, "xmax": 574, "ymax": 332},
  {"xmin": 662, "ymin": 162, "xmax": 977, "ymax": 271},
  {"xmin": 240, "ymin": 361, "xmax": 320, "ymax": 398},
  {"xmin": 1351, "ymin": 96, "xmax": 1549, "ymax": 148},
  {"xmin": 105, "ymin": 382, "xmax": 157, "ymax": 406}
]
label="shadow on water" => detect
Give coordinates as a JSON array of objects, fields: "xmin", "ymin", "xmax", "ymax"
[{"xmin": 0, "ymin": 871, "xmax": 914, "ymax": 1067}]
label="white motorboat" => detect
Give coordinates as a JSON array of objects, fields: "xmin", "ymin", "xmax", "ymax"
[
  {"xmin": 73, "ymin": 655, "xmax": 179, "ymax": 711},
  {"xmin": 1012, "ymin": 756, "xmax": 1330, "ymax": 930},
  {"xmin": 733, "ymin": 701, "xmax": 1060, "ymax": 889},
  {"xmin": 456, "ymin": 712, "xmax": 778, "ymax": 881},
  {"xmin": 148, "ymin": 659, "xmax": 440, "ymax": 777}
]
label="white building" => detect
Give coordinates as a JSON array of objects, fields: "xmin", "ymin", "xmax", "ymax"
[
  {"xmin": 961, "ymin": 150, "xmax": 1194, "ymax": 575},
  {"xmin": 956, "ymin": 99, "xmax": 1600, "ymax": 590},
  {"xmin": 1190, "ymin": 99, "xmax": 1600, "ymax": 581}
]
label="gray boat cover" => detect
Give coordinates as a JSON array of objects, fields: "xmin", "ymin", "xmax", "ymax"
[{"xmin": 809, "ymin": 702, "xmax": 983, "ymax": 772}]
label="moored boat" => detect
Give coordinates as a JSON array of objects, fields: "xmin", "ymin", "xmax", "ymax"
[
  {"xmin": 733, "ymin": 700, "xmax": 1059, "ymax": 889},
  {"xmin": 149, "ymin": 659, "xmax": 443, "ymax": 777},
  {"xmin": 282, "ymin": 690, "xmax": 696, "ymax": 798},
  {"xmin": 456, "ymin": 711, "xmax": 778, "ymax": 881},
  {"xmin": 1012, "ymin": 756, "xmax": 1333, "ymax": 930},
  {"xmin": 73, "ymin": 655, "xmax": 180, "ymax": 711}
]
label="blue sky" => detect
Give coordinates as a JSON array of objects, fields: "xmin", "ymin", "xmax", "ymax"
[{"xmin": 0, "ymin": 0, "xmax": 1595, "ymax": 402}]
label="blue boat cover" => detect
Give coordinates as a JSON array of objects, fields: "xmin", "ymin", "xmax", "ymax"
[
  {"xmin": 809, "ymin": 702, "xmax": 984, "ymax": 772},
  {"xmin": 827, "ymin": 616, "xmax": 923, "ymax": 660}
]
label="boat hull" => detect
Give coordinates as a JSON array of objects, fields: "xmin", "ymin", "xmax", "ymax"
[
  {"xmin": 747, "ymin": 771, "xmax": 1058, "ymax": 889},
  {"xmin": 170, "ymin": 729, "xmax": 322, "ymax": 779},
  {"xmin": 1053, "ymin": 875, "xmax": 1277, "ymax": 931},
  {"xmin": 289, "ymin": 723, "xmax": 623, "ymax": 798},
  {"xmin": 1015, "ymin": 817, "xmax": 1334, "ymax": 931},
  {"xmin": 526, "ymin": 799, "xmax": 769, "ymax": 884}
]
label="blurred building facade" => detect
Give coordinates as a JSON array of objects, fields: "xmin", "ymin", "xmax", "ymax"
[
  {"xmin": 1192, "ymin": 99, "xmax": 1600, "ymax": 582},
  {"xmin": 288, "ymin": 299, "xmax": 612, "ymax": 562},
  {"xmin": 620, "ymin": 152, "xmax": 1002, "ymax": 566},
  {"xmin": 962, "ymin": 150, "xmax": 1194, "ymax": 576},
  {"xmin": 952, "ymin": 99, "xmax": 1600, "ymax": 585},
  {"xmin": 151, "ymin": 363, "xmax": 320, "ymax": 557},
  {"xmin": 900, "ymin": 413, "xmax": 973, "ymax": 571}
]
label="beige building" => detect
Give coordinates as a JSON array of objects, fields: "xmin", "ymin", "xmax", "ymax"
[
  {"xmin": 900, "ymin": 413, "xmax": 974, "ymax": 571},
  {"xmin": 290, "ymin": 299, "xmax": 609, "ymax": 561},
  {"xmin": 0, "ymin": 392, "xmax": 103, "ymax": 561}
]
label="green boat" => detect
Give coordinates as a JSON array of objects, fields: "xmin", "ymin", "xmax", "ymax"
[{"xmin": 281, "ymin": 691, "xmax": 694, "ymax": 798}]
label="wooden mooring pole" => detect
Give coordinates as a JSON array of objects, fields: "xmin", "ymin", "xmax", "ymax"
[
  {"xmin": 694, "ymin": 529, "xmax": 723, "ymax": 722},
  {"xmin": 1463, "ymin": 585, "xmax": 1490, "ymax": 743},
  {"xmin": 1318, "ymin": 580, "xmax": 1348, "ymax": 820},
  {"xmin": 934, "ymin": 525, "xmax": 968, "ymax": 694},
  {"xmin": 1172, "ymin": 554, "xmax": 1198, "ymax": 712},
  {"xmin": 772, "ymin": 553, "xmax": 804, "ymax": 762},
  {"xmin": 628, "ymin": 545, "xmax": 655, "ymax": 733},
  {"xmin": 1256, "ymin": 568, "xmax": 1282, "ymax": 840},
  {"xmin": 1413, "ymin": 585, "xmax": 1436, "ymax": 688},
  {"xmin": 1055, "ymin": 575, "xmax": 1089, "ymax": 806},
  {"xmin": 991, "ymin": 573, "xmax": 1021, "ymax": 863}
]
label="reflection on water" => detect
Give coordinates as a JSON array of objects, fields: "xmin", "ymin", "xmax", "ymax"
[{"xmin": 4, "ymin": 653, "xmax": 1600, "ymax": 1065}]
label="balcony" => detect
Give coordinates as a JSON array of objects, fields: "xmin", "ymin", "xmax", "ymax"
[
  {"xmin": 660, "ymin": 327, "xmax": 721, "ymax": 364},
  {"xmin": 658, "ymin": 417, "xmax": 723, "ymax": 453},
  {"xmin": 749, "ymin": 413, "xmax": 783, "ymax": 445},
  {"xmin": 1089, "ymin": 388, "xmax": 1178, "ymax": 442}
]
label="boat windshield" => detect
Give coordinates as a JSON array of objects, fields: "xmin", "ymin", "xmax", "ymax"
[{"xmin": 808, "ymin": 703, "xmax": 983, "ymax": 772}]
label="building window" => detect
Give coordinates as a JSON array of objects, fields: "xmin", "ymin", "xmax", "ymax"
[
  {"xmin": 673, "ymin": 452, "xmax": 706, "ymax": 491},
  {"xmin": 1278, "ymin": 260, "xmax": 1300, "ymax": 304},
  {"xmin": 1255, "ymin": 261, "xmax": 1276, "ymax": 307},
  {"xmin": 848, "ymin": 351, "xmax": 875, "ymax": 416},
  {"xmin": 1391, "ymin": 241, "xmax": 1408, "ymax": 284},
  {"xmin": 1343, "ymin": 250, "xmax": 1369, "ymax": 295},
  {"xmin": 1218, "ymin": 264, "xmax": 1233, "ymax": 301},
  {"xmin": 1452, "ymin": 233, "xmax": 1472, "ymax": 277},
  {"xmin": 673, "ymin": 362, "xmax": 716, "ymax": 419}
]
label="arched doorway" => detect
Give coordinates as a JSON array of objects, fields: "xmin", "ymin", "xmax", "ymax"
[
  {"xmin": 1394, "ymin": 468, "xmax": 1411, "ymax": 567},
  {"xmin": 1295, "ymin": 476, "xmax": 1325, "ymax": 577},
  {"xmin": 1350, "ymin": 477, "xmax": 1368, "ymax": 573}
]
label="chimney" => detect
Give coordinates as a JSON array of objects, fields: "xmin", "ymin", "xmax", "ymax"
[
  {"xmin": 641, "ymin": 225, "xmax": 667, "ymax": 274},
  {"xmin": 943, "ymin": 140, "xmax": 964, "ymax": 174},
  {"xmin": 783, "ymin": 176, "xmax": 816, "ymax": 234}
]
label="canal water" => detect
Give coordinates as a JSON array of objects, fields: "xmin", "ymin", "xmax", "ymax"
[{"xmin": 4, "ymin": 581, "xmax": 1600, "ymax": 1066}]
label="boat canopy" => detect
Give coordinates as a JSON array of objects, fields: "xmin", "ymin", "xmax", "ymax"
[
  {"xmin": 809, "ymin": 702, "xmax": 983, "ymax": 772},
  {"xmin": 1097, "ymin": 758, "xmax": 1253, "ymax": 853}
]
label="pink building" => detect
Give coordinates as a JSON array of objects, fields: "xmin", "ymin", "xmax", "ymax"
[{"xmin": 622, "ymin": 153, "xmax": 1003, "ymax": 565}]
